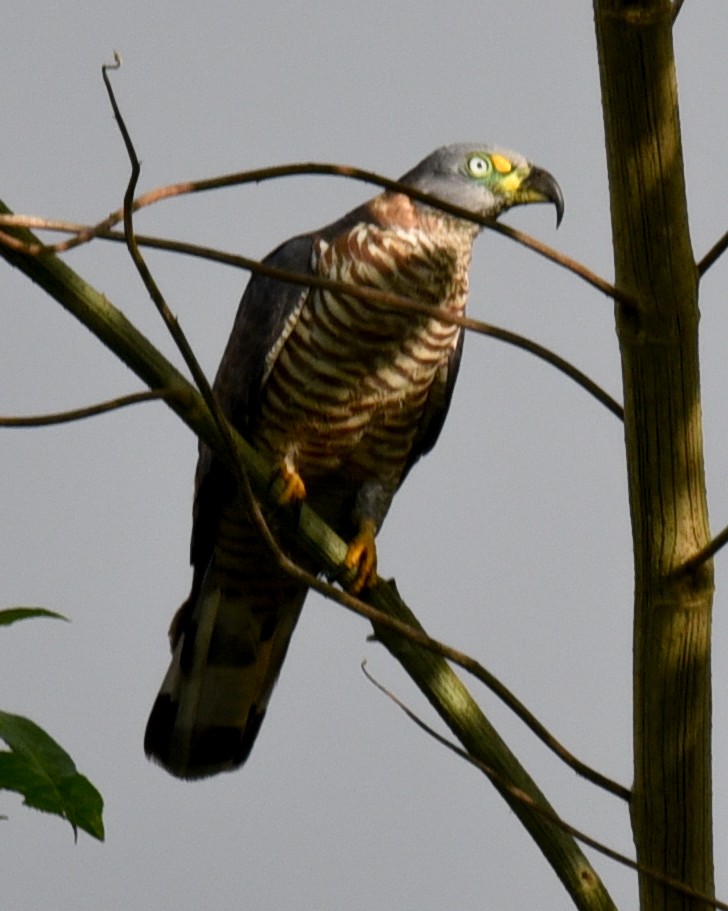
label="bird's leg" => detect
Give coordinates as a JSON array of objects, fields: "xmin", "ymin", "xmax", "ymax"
[
  {"xmin": 346, "ymin": 479, "xmax": 392, "ymax": 593},
  {"xmin": 344, "ymin": 517, "xmax": 378, "ymax": 594},
  {"xmin": 275, "ymin": 456, "xmax": 307, "ymax": 505}
]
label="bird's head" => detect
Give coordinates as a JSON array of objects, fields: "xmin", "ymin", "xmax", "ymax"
[{"xmin": 399, "ymin": 143, "xmax": 564, "ymax": 228}]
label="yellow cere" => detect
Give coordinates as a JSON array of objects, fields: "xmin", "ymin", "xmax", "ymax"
[
  {"xmin": 490, "ymin": 153, "xmax": 513, "ymax": 174},
  {"xmin": 499, "ymin": 171, "xmax": 523, "ymax": 193}
]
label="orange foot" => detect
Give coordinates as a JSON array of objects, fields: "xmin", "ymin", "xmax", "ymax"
[
  {"xmin": 345, "ymin": 518, "xmax": 378, "ymax": 594},
  {"xmin": 276, "ymin": 462, "xmax": 306, "ymax": 505}
]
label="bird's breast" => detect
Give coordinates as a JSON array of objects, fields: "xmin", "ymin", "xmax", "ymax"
[{"xmin": 252, "ymin": 222, "xmax": 470, "ymax": 485}]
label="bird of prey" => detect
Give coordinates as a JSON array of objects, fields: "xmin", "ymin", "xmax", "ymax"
[{"xmin": 145, "ymin": 143, "xmax": 563, "ymax": 779}]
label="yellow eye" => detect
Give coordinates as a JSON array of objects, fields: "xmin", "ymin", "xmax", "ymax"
[{"xmin": 467, "ymin": 154, "xmax": 492, "ymax": 178}]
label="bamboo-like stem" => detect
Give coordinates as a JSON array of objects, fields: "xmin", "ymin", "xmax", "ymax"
[{"xmin": 594, "ymin": 2, "xmax": 714, "ymax": 908}]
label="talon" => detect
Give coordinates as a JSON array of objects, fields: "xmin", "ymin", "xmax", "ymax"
[
  {"xmin": 344, "ymin": 518, "xmax": 378, "ymax": 594},
  {"xmin": 276, "ymin": 463, "xmax": 306, "ymax": 505}
]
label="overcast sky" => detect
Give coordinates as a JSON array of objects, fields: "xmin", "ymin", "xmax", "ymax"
[{"xmin": 3, "ymin": 2, "xmax": 728, "ymax": 909}]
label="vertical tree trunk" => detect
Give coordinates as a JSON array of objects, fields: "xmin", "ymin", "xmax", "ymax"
[{"xmin": 593, "ymin": 2, "xmax": 714, "ymax": 908}]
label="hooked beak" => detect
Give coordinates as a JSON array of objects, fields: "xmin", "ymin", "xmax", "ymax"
[{"xmin": 516, "ymin": 165, "xmax": 564, "ymax": 227}]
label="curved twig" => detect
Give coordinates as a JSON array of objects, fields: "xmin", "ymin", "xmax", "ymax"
[
  {"xmin": 492, "ymin": 221, "xmax": 635, "ymax": 308},
  {"xmin": 0, "ymin": 390, "xmax": 173, "ymax": 428},
  {"xmin": 105, "ymin": 230, "xmax": 623, "ymax": 420},
  {"xmin": 0, "ymin": 160, "xmax": 634, "ymax": 310},
  {"xmin": 102, "ymin": 55, "xmax": 239, "ymax": 471},
  {"xmin": 0, "ymin": 219, "xmax": 624, "ymax": 421},
  {"xmin": 239, "ymin": 482, "xmax": 630, "ymax": 801},
  {"xmin": 362, "ymin": 663, "xmax": 727, "ymax": 911}
]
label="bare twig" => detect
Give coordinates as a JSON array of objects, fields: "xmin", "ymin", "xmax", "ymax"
[
  {"xmin": 101, "ymin": 228, "xmax": 623, "ymax": 420},
  {"xmin": 362, "ymin": 663, "xmax": 728, "ymax": 911},
  {"xmin": 0, "ymin": 218, "xmax": 624, "ymax": 421},
  {"xmin": 0, "ymin": 389, "xmax": 173, "ymax": 427},
  {"xmin": 697, "ymin": 228, "xmax": 728, "ymax": 277},
  {"xmin": 106, "ymin": 229, "xmax": 624, "ymax": 420},
  {"xmin": 676, "ymin": 523, "xmax": 728, "ymax": 577},
  {"xmin": 102, "ymin": 56, "xmax": 206, "ymax": 391},
  {"xmin": 102, "ymin": 55, "xmax": 247, "ymax": 491},
  {"xmin": 0, "ymin": 227, "xmax": 31, "ymax": 254},
  {"xmin": 0, "ymin": 162, "xmax": 635, "ymax": 310},
  {"xmin": 0, "ymin": 212, "xmax": 122, "ymax": 256},
  {"xmin": 491, "ymin": 221, "xmax": 636, "ymax": 308},
  {"xmin": 234, "ymin": 473, "xmax": 631, "ymax": 801}
]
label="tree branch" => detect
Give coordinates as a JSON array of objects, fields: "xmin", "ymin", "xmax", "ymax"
[
  {"xmin": 0, "ymin": 390, "xmax": 173, "ymax": 427},
  {"xmin": 363, "ymin": 664, "xmax": 728, "ymax": 911},
  {"xmin": 0, "ymin": 219, "xmax": 624, "ymax": 421},
  {"xmin": 0, "ymin": 166, "xmax": 634, "ymax": 310},
  {"xmin": 0, "ymin": 198, "xmax": 619, "ymax": 910},
  {"xmin": 697, "ymin": 228, "xmax": 728, "ymax": 277}
]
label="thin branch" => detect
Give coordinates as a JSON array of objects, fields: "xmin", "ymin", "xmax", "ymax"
[
  {"xmin": 102, "ymin": 61, "xmax": 297, "ymax": 710},
  {"xmin": 0, "ymin": 390, "xmax": 173, "ymax": 428},
  {"xmin": 0, "ymin": 212, "xmax": 122, "ymax": 256},
  {"xmin": 1, "ymin": 219, "xmax": 624, "ymax": 421},
  {"xmin": 0, "ymin": 227, "xmax": 31, "ymax": 254},
  {"xmin": 236, "ymin": 471, "xmax": 630, "ymax": 800},
  {"xmin": 671, "ymin": 0, "xmax": 687, "ymax": 23},
  {"xmin": 697, "ymin": 227, "xmax": 728, "ymax": 277},
  {"xmin": 111, "ymin": 229, "xmax": 625, "ymax": 419},
  {"xmin": 362, "ymin": 664, "xmax": 728, "ymax": 911},
  {"xmin": 676, "ymin": 523, "xmax": 728, "ymax": 577},
  {"xmin": 491, "ymin": 221, "xmax": 636, "ymax": 309},
  {"xmin": 103, "ymin": 56, "xmax": 206, "ymax": 391},
  {"xmin": 0, "ymin": 164, "xmax": 635, "ymax": 310},
  {"xmin": 106, "ymin": 229, "xmax": 623, "ymax": 420},
  {"xmin": 102, "ymin": 56, "xmax": 246, "ymax": 489},
  {"xmin": 483, "ymin": 322, "xmax": 622, "ymax": 420}
]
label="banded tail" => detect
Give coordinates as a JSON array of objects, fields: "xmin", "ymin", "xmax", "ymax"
[{"xmin": 145, "ymin": 516, "xmax": 308, "ymax": 779}]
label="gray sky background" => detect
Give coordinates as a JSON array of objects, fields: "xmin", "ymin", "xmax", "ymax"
[{"xmin": 3, "ymin": 2, "xmax": 727, "ymax": 909}]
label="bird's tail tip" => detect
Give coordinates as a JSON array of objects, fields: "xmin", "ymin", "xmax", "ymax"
[{"xmin": 144, "ymin": 691, "xmax": 265, "ymax": 780}]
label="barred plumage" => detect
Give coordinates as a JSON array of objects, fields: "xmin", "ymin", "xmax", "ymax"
[
  {"xmin": 145, "ymin": 143, "xmax": 563, "ymax": 778},
  {"xmin": 254, "ymin": 221, "xmax": 470, "ymax": 489}
]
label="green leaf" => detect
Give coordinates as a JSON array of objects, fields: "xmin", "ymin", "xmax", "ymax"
[
  {"xmin": 0, "ymin": 712, "xmax": 104, "ymax": 841},
  {"xmin": 0, "ymin": 608, "xmax": 69, "ymax": 627}
]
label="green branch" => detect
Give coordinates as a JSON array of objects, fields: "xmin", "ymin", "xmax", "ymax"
[{"xmin": 0, "ymin": 199, "xmax": 617, "ymax": 910}]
